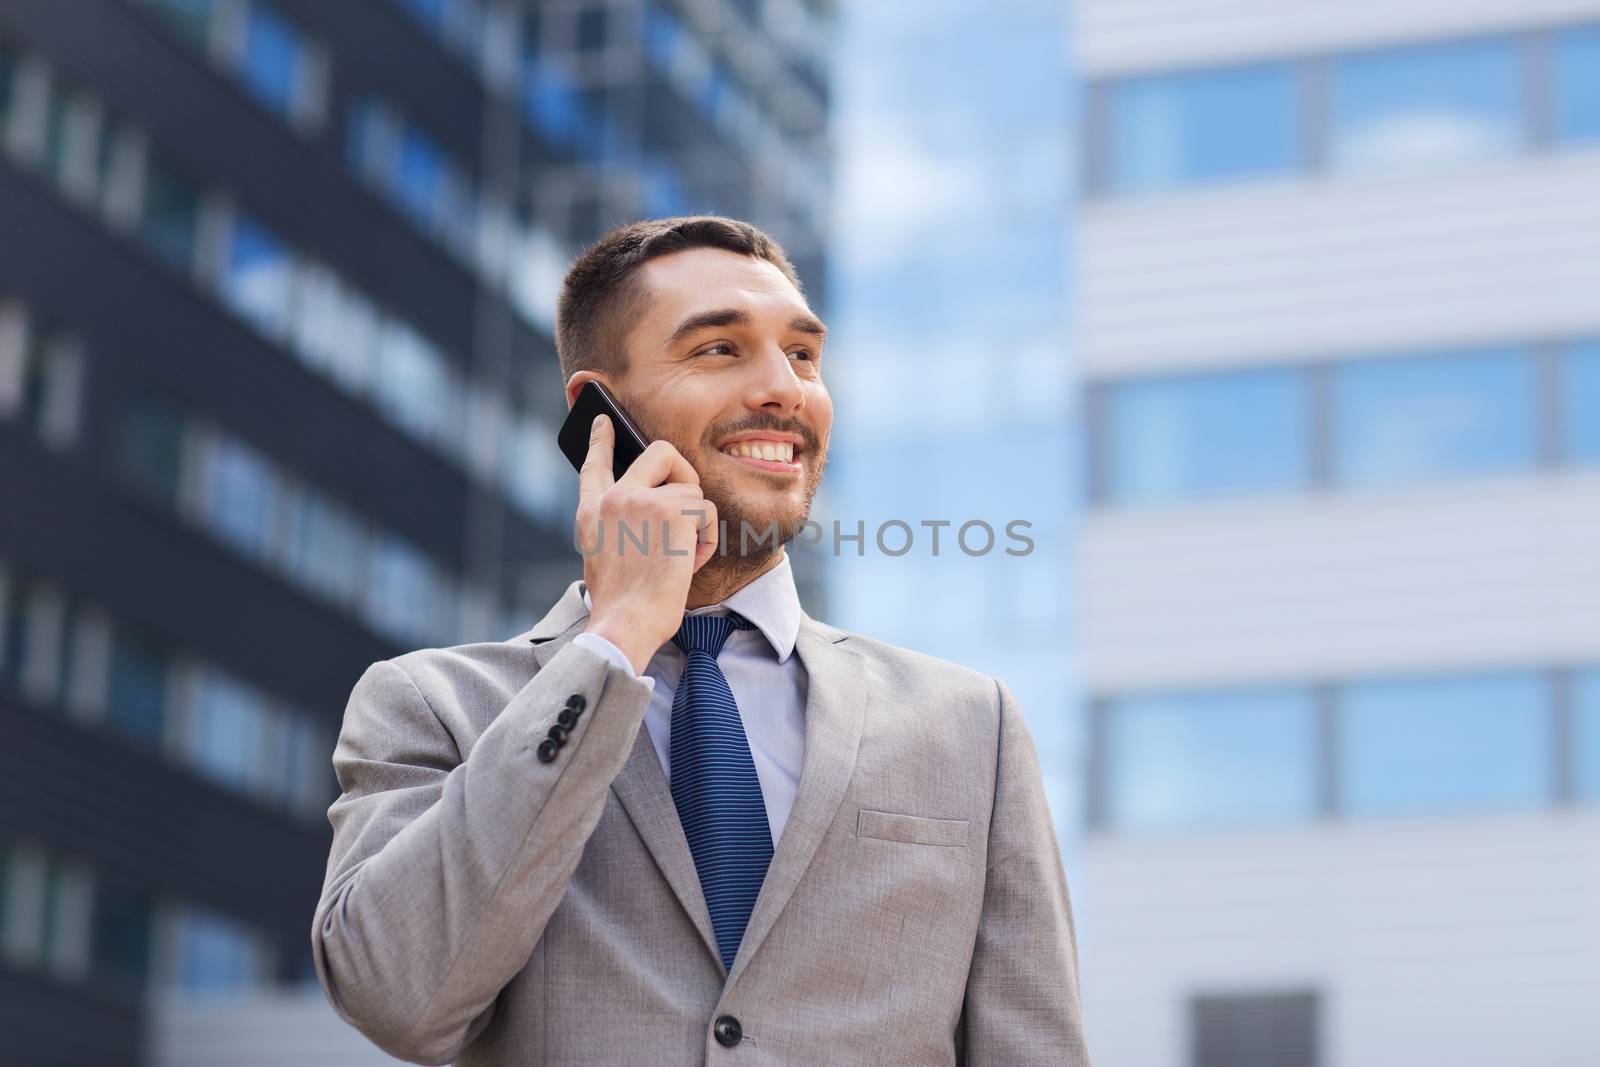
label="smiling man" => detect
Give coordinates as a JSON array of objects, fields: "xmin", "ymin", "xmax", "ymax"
[{"xmin": 311, "ymin": 217, "xmax": 1091, "ymax": 1066}]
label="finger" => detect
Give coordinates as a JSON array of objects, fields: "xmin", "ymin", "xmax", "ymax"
[
  {"xmin": 691, "ymin": 500, "xmax": 719, "ymax": 572},
  {"xmin": 618, "ymin": 439, "xmax": 699, "ymax": 490},
  {"xmin": 578, "ymin": 414, "xmax": 616, "ymax": 502}
]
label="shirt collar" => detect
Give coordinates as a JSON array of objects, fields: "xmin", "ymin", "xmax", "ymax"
[{"xmin": 579, "ymin": 551, "xmax": 802, "ymax": 663}]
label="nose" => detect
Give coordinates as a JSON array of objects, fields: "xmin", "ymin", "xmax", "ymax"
[{"xmin": 742, "ymin": 343, "xmax": 805, "ymax": 416}]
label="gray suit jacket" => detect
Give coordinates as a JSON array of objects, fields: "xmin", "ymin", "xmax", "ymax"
[{"xmin": 312, "ymin": 579, "xmax": 1090, "ymax": 1066}]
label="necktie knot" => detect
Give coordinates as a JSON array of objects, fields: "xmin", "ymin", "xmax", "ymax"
[{"xmin": 672, "ymin": 611, "xmax": 754, "ymax": 659}]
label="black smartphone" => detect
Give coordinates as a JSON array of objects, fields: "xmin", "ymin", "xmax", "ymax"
[{"xmin": 558, "ymin": 380, "xmax": 651, "ymax": 481}]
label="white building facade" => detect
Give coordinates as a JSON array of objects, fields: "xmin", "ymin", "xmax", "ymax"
[{"xmin": 1069, "ymin": 2, "xmax": 1600, "ymax": 1065}]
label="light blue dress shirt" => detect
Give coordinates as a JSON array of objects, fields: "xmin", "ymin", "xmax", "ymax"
[{"xmin": 573, "ymin": 552, "xmax": 808, "ymax": 847}]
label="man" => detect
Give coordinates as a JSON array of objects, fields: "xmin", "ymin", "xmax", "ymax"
[{"xmin": 311, "ymin": 216, "xmax": 1090, "ymax": 1065}]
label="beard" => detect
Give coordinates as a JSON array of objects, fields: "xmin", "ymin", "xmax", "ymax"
[{"xmin": 624, "ymin": 394, "xmax": 827, "ymax": 562}]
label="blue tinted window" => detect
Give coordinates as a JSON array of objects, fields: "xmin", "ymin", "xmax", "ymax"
[
  {"xmin": 1340, "ymin": 671, "xmax": 1550, "ymax": 816},
  {"xmin": 1104, "ymin": 63, "xmax": 1299, "ymax": 192},
  {"xmin": 1577, "ymin": 669, "xmax": 1600, "ymax": 801},
  {"xmin": 396, "ymin": 128, "xmax": 444, "ymax": 226},
  {"xmin": 1330, "ymin": 37, "xmax": 1522, "ymax": 172},
  {"xmin": 140, "ymin": 156, "xmax": 202, "ymax": 275},
  {"xmin": 1332, "ymin": 347, "xmax": 1536, "ymax": 485},
  {"xmin": 239, "ymin": 3, "xmax": 302, "ymax": 118},
  {"xmin": 1554, "ymin": 26, "xmax": 1600, "ymax": 144},
  {"xmin": 1105, "ymin": 368, "xmax": 1310, "ymax": 502},
  {"xmin": 1565, "ymin": 341, "xmax": 1600, "ymax": 463},
  {"xmin": 1105, "ymin": 687, "xmax": 1318, "ymax": 830},
  {"xmin": 118, "ymin": 394, "xmax": 187, "ymax": 506},
  {"xmin": 107, "ymin": 633, "xmax": 168, "ymax": 748},
  {"xmin": 221, "ymin": 213, "xmax": 293, "ymax": 336}
]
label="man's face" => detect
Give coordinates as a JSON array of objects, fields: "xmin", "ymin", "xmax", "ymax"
[{"xmin": 569, "ymin": 247, "xmax": 832, "ymax": 552}]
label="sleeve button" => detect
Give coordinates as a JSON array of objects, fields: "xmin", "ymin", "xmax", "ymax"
[
  {"xmin": 565, "ymin": 694, "xmax": 586, "ymax": 713},
  {"xmin": 547, "ymin": 724, "xmax": 570, "ymax": 745},
  {"xmin": 537, "ymin": 738, "xmax": 560, "ymax": 763},
  {"xmin": 557, "ymin": 707, "xmax": 578, "ymax": 728}
]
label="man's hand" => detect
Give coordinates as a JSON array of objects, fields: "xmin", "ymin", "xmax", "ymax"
[{"xmin": 577, "ymin": 414, "xmax": 718, "ymax": 673}]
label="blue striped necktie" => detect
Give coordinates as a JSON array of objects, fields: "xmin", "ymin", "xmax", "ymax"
[{"xmin": 669, "ymin": 611, "xmax": 773, "ymax": 974}]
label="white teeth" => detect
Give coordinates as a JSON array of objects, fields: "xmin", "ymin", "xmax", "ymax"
[{"xmin": 723, "ymin": 440, "xmax": 795, "ymax": 463}]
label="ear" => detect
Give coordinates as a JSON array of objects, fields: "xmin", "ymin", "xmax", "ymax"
[{"xmin": 564, "ymin": 370, "xmax": 612, "ymax": 410}]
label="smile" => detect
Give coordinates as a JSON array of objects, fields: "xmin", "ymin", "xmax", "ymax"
[{"xmin": 718, "ymin": 436, "xmax": 803, "ymax": 473}]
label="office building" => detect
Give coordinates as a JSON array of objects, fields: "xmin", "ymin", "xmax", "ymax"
[
  {"xmin": 1070, "ymin": 1, "xmax": 1600, "ymax": 1064},
  {"xmin": 0, "ymin": 0, "xmax": 831, "ymax": 1062}
]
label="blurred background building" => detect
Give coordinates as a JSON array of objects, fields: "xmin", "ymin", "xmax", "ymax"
[
  {"xmin": 1070, "ymin": 1, "xmax": 1600, "ymax": 1065},
  {"xmin": 0, "ymin": 0, "xmax": 831, "ymax": 1062},
  {"xmin": 825, "ymin": 0, "xmax": 1078, "ymax": 838}
]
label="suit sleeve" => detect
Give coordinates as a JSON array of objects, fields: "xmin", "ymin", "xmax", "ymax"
[
  {"xmin": 310, "ymin": 640, "xmax": 653, "ymax": 1065},
  {"xmin": 960, "ymin": 676, "xmax": 1092, "ymax": 1066}
]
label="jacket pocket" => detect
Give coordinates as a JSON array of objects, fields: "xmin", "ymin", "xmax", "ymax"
[{"xmin": 856, "ymin": 808, "xmax": 969, "ymax": 848}]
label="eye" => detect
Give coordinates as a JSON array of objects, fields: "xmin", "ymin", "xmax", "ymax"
[
  {"xmin": 790, "ymin": 348, "xmax": 815, "ymax": 362},
  {"xmin": 702, "ymin": 343, "xmax": 736, "ymax": 356}
]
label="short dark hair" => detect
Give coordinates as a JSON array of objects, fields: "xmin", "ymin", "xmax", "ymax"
[{"xmin": 555, "ymin": 215, "xmax": 804, "ymax": 382}]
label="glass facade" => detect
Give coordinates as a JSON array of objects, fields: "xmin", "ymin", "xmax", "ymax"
[
  {"xmin": 1331, "ymin": 347, "xmax": 1537, "ymax": 486},
  {"xmin": 1578, "ymin": 670, "xmax": 1600, "ymax": 801},
  {"xmin": 1105, "ymin": 687, "xmax": 1318, "ymax": 830},
  {"xmin": 1105, "ymin": 368, "xmax": 1309, "ymax": 502},
  {"xmin": 1566, "ymin": 341, "xmax": 1600, "ymax": 463},
  {"xmin": 1553, "ymin": 25, "xmax": 1600, "ymax": 144},
  {"xmin": 1341, "ymin": 671, "xmax": 1550, "ymax": 816},
  {"xmin": 1105, "ymin": 63, "xmax": 1299, "ymax": 192},
  {"xmin": 1329, "ymin": 36, "xmax": 1521, "ymax": 173},
  {"xmin": 1092, "ymin": 22, "xmax": 1600, "ymax": 194},
  {"xmin": 1095, "ymin": 340, "xmax": 1595, "ymax": 505},
  {"xmin": 1096, "ymin": 667, "xmax": 1586, "ymax": 831}
]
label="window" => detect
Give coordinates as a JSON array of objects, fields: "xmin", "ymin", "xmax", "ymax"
[
  {"xmin": 1329, "ymin": 36, "xmax": 1522, "ymax": 173},
  {"xmin": 1102, "ymin": 63, "xmax": 1300, "ymax": 192},
  {"xmin": 182, "ymin": 667, "xmax": 272, "ymax": 795},
  {"xmin": 148, "ymin": 0, "xmax": 219, "ymax": 49},
  {"xmin": 1340, "ymin": 671, "xmax": 1550, "ymax": 816},
  {"xmin": 290, "ymin": 266, "xmax": 378, "ymax": 395},
  {"xmin": 107, "ymin": 629, "xmax": 170, "ymax": 749},
  {"xmin": 42, "ymin": 80, "xmax": 111, "ymax": 206},
  {"xmin": 220, "ymin": 209, "xmax": 295, "ymax": 338},
  {"xmin": 1553, "ymin": 25, "xmax": 1600, "ymax": 144},
  {"xmin": 140, "ymin": 154, "xmax": 203, "ymax": 275},
  {"xmin": 163, "ymin": 907, "xmax": 273, "ymax": 993},
  {"xmin": 91, "ymin": 880, "xmax": 154, "ymax": 987},
  {"xmin": 1103, "ymin": 687, "xmax": 1318, "ymax": 830},
  {"xmin": 119, "ymin": 393, "xmax": 189, "ymax": 506},
  {"xmin": 197, "ymin": 433, "xmax": 282, "ymax": 563},
  {"xmin": 1332, "ymin": 347, "xmax": 1536, "ymax": 486},
  {"xmin": 395, "ymin": 125, "xmax": 445, "ymax": 228},
  {"xmin": 1192, "ymin": 990, "xmax": 1319, "ymax": 1067},
  {"xmin": 0, "ymin": 844, "xmax": 91, "ymax": 978},
  {"xmin": 374, "ymin": 319, "xmax": 455, "ymax": 444},
  {"xmin": 238, "ymin": 2, "xmax": 302, "ymax": 118},
  {"xmin": 0, "ymin": 303, "xmax": 83, "ymax": 449},
  {"xmin": 365, "ymin": 535, "xmax": 441, "ymax": 643},
  {"xmin": 1103, "ymin": 368, "xmax": 1309, "ymax": 503},
  {"xmin": 1577, "ymin": 669, "xmax": 1600, "ymax": 801},
  {"xmin": 1565, "ymin": 341, "xmax": 1600, "ymax": 463},
  {"xmin": 285, "ymin": 491, "xmax": 367, "ymax": 609},
  {"xmin": 0, "ymin": 33, "xmax": 17, "ymax": 131}
]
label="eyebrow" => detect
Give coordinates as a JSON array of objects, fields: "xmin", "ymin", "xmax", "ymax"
[{"xmin": 666, "ymin": 307, "xmax": 828, "ymax": 349}]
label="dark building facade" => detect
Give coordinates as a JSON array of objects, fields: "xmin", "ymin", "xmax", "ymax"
[{"xmin": 0, "ymin": 0, "xmax": 831, "ymax": 1061}]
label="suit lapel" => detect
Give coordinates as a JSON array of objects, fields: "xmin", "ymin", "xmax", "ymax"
[
  {"xmin": 724, "ymin": 614, "xmax": 865, "ymax": 987},
  {"xmin": 526, "ymin": 581, "xmax": 725, "ymax": 969},
  {"xmin": 522, "ymin": 588, "xmax": 868, "ymax": 983}
]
